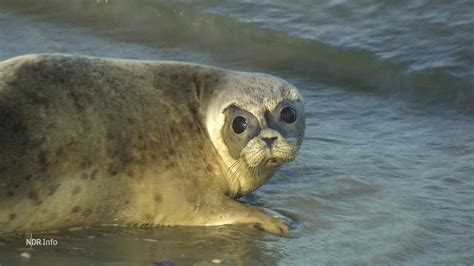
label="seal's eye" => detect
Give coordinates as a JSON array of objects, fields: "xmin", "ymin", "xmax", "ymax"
[
  {"xmin": 280, "ymin": 106, "xmax": 297, "ymax": 123},
  {"xmin": 232, "ymin": 116, "xmax": 247, "ymax": 134}
]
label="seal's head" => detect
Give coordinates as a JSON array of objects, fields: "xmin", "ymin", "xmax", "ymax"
[{"xmin": 206, "ymin": 72, "xmax": 305, "ymax": 197}]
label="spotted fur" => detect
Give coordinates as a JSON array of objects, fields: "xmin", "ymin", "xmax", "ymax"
[{"xmin": 0, "ymin": 54, "xmax": 304, "ymax": 234}]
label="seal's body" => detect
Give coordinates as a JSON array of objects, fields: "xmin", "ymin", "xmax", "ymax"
[{"xmin": 0, "ymin": 54, "xmax": 304, "ymax": 234}]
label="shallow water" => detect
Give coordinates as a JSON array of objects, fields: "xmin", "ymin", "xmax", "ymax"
[{"xmin": 0, "ymin": 0, "xmax": 473, "ymax": 265}]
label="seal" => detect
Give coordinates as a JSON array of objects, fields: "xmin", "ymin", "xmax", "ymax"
[{"xmin": 0, "ymin": 54, "xmax": 305, "ymax": 234}]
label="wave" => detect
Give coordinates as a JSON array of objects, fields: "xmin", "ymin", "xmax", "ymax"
[{"xmin": 1, "ymin": 0, "xmax": 472, "ymax": 109}]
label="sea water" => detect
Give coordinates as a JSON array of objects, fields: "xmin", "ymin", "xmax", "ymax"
[{"xmin": 0, "ymin": 0, "xmax": 472, "ymax": 264}]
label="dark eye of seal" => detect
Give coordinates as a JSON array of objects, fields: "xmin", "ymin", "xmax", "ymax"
[
  {"xmin": 280, "ymin": 106, "xmax": 297, "ymax": 123},
  {"xmin": 232, "ymin": 116, "xmax": 248, "ymax": 134}
]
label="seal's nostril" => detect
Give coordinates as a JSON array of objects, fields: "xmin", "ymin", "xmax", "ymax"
[{"xmin": 262, "ymin": 137, "xmax": 277, "ymax": 147}]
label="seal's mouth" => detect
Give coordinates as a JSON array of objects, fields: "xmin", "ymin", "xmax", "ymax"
[
  {"xmin": 263, "ymin": 153, "xmax": 298, "ymax": 167},
  {"xmin": 265, "ymin": 158, "xmax": 280, "ymax": 166}
]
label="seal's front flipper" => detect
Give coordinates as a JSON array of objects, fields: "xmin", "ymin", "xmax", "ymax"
[{"xmin": 203, "ymin": 199, "xmax": 290, "ymax": 235}]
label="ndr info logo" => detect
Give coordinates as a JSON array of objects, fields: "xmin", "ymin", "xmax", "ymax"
[{"xmin": 25, "ymin": 233, "xmax": 58, "ymax": 247}]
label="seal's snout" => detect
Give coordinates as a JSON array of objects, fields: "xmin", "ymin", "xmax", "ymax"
[
  {"xmin": 259, "ymin": 128, "xmax": 281, "ymax": 148},
  {"xmin": 262, "ymin": 136, "xmax": 277, "ymax": 147}
]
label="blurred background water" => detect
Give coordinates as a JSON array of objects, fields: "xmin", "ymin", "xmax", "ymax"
[{"xmin": 0, "ymin": 0, "xmax": 473, "ymax": 265}]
